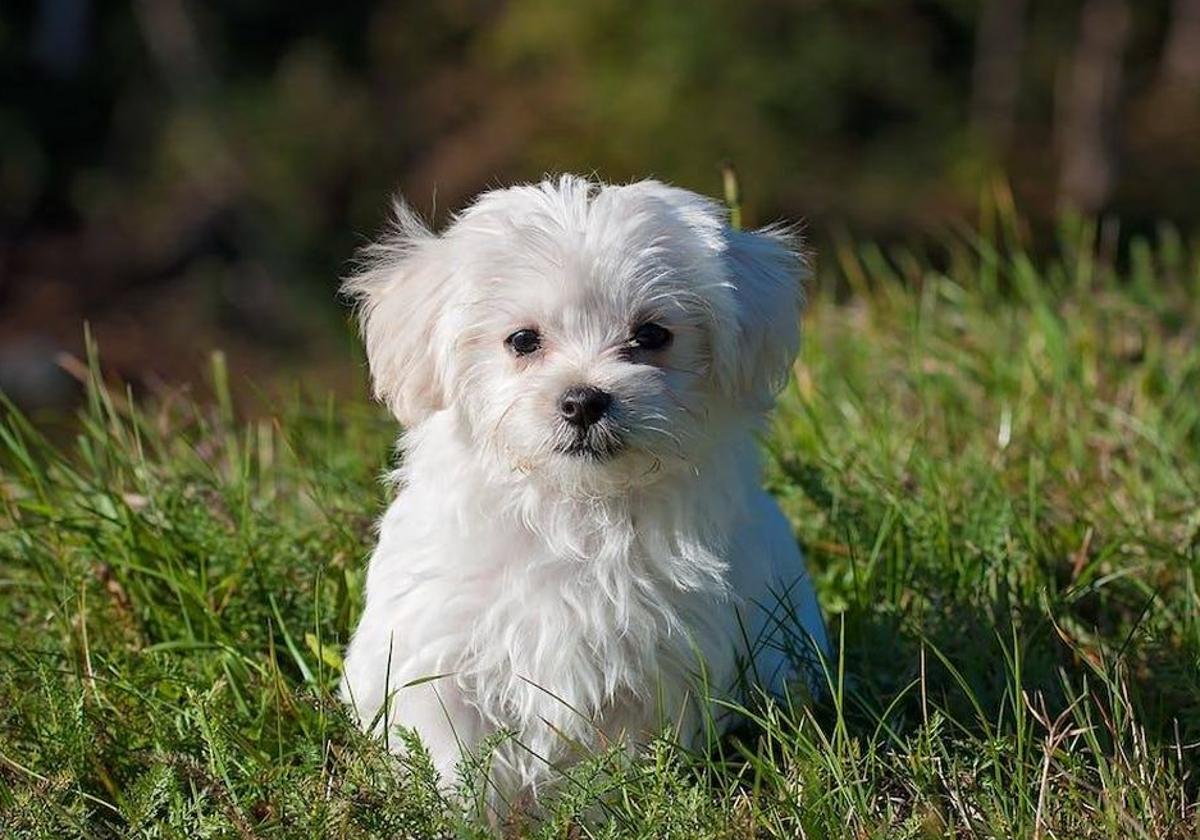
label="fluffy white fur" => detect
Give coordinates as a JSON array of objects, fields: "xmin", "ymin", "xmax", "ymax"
[{"xmin": 339, "ymin": 175, "xmax": 828, "ymax": 804}]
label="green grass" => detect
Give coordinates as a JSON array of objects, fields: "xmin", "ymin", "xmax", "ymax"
[{"xmin": 2, "ymin": 214, "xmax": 1199, "ymax": 838}]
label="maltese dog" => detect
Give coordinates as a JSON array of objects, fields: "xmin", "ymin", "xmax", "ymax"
[{"xmin": 339, "ymin": 175, "xmax": 828, "ymax": 804}]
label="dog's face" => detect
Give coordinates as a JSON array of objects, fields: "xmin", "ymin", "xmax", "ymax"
[{"xmin": 347, "ymin": 177, "xmax": 804, "ymax": 494}]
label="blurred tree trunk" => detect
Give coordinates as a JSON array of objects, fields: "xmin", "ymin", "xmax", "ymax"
[
  {"xmin": 1129, "ymin": 0, "xmax": 1200, "ymax": 157},
  {"xmin": 1160, "ymin": 0, "xmax": 1200, "ymax": 92},
  {"xmin": 32, "ymin": 0, "xmax": 90, "ymax": 78},
  {"xmin": 1055, "ymin": 0, "xmax": 1130, "ymax": 214},
  {"xmin": 971, "ymin": 0, "xmax": 1027, "ymax": 150}
]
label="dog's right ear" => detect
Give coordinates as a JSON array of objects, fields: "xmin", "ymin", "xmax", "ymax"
[{"xmin": 343, "ymin": 200, "xmax": 452, "ymax": 427}]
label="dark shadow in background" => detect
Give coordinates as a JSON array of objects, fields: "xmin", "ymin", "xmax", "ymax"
[{"xmin": 2, "ymin": 0, "xmax": 1199, "ymax": 413}]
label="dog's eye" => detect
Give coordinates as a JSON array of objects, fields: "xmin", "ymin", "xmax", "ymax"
[
  {"xmin": 630, "ymin": 322, "xmax": 672, "ymax": 351},
  {"xmin": 505, "ymin": 328, "xmax": 542, "ymax": 356}
]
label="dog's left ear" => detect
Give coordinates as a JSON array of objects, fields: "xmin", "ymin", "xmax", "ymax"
[{"xmin": 713, "ymin": 224, "xmax": 806, "ymax": 408}]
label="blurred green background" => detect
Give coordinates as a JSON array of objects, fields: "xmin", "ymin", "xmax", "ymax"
[{"xmin": 3, "ymin": 0, "xmax": 1199, "ymax": 413}]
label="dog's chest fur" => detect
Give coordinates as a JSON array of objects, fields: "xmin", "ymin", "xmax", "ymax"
[{"xmin": 363, "ymin": 414, "xmax": 747, "ymax": 772}]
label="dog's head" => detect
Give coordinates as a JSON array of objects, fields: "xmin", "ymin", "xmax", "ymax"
[{"xmin": 346, "ymin": 176, "xmax": 805, "ymax": 493}]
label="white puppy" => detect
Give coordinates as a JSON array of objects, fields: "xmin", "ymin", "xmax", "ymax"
[{"xmin": 339, "ymin": 175, "xmax": 828, "ymax": 804}]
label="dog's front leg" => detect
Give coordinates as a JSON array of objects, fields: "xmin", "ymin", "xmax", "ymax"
[{"xmin": 383, "ymin": 679, "xmax": 484, "ymax": 787}]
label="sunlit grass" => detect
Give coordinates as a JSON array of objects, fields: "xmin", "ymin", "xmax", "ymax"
[{"xmin": 2, "ymin": 212, "xmax": 1198, "ymax": 837}]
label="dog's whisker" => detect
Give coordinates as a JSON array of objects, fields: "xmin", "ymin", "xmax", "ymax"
[
  {"xmin": 489, "ymin": 394, "xmax": 525, "ymax": 450},
  {"xmin": 660, "ymin": 387, "xmax": 702, "ymax": 422}
]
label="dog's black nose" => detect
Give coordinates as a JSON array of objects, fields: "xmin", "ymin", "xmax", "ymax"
[{"xmin": 558, "ymin": 386, "xmax": 612, "ymax": 429}]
